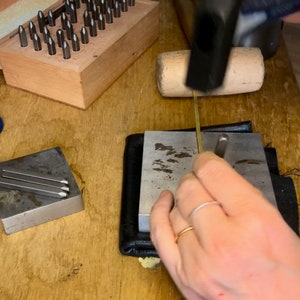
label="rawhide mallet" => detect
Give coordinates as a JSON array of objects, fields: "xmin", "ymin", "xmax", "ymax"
[{"xmin": 156, "ymin": 47, "xmax": 264, "ymax": 98}]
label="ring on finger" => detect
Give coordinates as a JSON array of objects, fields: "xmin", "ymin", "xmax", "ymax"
[
  {"xmin": 175, "ymin": 226, "xmax": 194, "ymax": 243},
  {"xmin": 189, "ymin": 200, "xmax": 222, "ymax": 222}
]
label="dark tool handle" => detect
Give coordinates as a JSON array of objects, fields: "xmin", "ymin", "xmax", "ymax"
[{"xmin": 185, "ymin": 0, "xmax": 242, "ymax": 93}]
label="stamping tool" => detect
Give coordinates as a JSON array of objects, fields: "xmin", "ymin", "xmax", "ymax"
[
  {"xmin": 0, "ymin": 178, "xmax": 68, "ymax": 199},
  {"xmin": 0, "ymin": 167, "xmax": 69, "ymax": 199},
  {"xmin": 0, "ymin": 147, "xmax": 83, "ymax": 234},
  {"xmin": 2, "ymin": 166, "xmax": 69, "ymax": 184},
  {"xmin": 214, "ymin": 134, "xmax": 229, "ymax": 158},
  {"xmin": 18, "ymin": 25, "xmax": 28, "ymax": 47},
  {"xmin": 0, "ymin": 0, "xmax": 158, "ymax": 109}
]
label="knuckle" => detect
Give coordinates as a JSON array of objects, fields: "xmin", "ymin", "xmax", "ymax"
[
  {"xmin": 176, "ymin": 174, "xmax": 198, "ymax": 198},
  {"xmin": 196, "ymin": 158, "xmax": 224, "ymax": 180}
]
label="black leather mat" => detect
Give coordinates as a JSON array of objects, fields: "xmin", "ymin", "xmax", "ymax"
[{"xmin": 119, "ymin": 121, "xmax": 299, "ymax": 257}]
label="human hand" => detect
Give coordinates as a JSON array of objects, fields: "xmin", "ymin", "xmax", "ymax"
[
  {"xmin": 150, "ymin": 152, "xmax": 300, "ymax": 299},
  {"xmin": 283, "ymin": 11, "xmax": 300, "ymax": 23}
]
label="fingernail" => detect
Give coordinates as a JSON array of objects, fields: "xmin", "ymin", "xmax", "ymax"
[{"xmin": 159, "ymin": 190, "xmax": 169, "ymax": 198}]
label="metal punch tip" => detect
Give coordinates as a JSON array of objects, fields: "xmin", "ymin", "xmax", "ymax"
[{"xmin": 214, "ymin": 134, "xmax": 229, "ymax": 158}]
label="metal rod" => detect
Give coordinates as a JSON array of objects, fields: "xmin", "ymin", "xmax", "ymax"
[
  {"xmin": 1, "ymin": 167, "xmax": 68, "ymax": 185},
  {"xmin": 214, "ymin": 133, "xmax": 229, "ymax": 158},
  {"xmin": 2, "ymin": 172, "xmax": 69, "ymax": 192},
  {"xmin": 0, "ymin": 178, "xmax": 67, "ymax": 199},
  {"xmin": 193, "ymin": 90, "xmax": 203, "ymax": 153},
  {"xmin": 33, "ymin": 33, "xmax": 42, "ymax": 51}
]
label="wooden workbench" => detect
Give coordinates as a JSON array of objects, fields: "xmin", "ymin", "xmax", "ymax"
[{"xmin": 0, "ymin": 1, "xmax": 299, "ymax": 298}]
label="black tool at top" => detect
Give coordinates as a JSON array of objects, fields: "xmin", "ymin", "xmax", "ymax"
[
  {"xmin": 185, "ymin": 0, "xmax": 300, "ymax": 93},
  {"xmin": 185, "ymin": 0, "xmax": 242, "ymax": 93}
]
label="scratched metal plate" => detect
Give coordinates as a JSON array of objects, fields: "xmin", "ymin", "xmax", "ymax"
[
  {"xmin": 0, "ymin": 147, "xmax": 83, "ymax": 234},
  {"xmin": 138, "ymin": 131, "xmax": 276, "ymax": 232}
]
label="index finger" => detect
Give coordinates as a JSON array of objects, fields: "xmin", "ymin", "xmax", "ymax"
[{"xmin": 193, "ymin": 152, "xmax": 272, "ymax": 216}]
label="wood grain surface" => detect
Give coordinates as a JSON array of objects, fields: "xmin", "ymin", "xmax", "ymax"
[
  {"xmin": 283, "ymin": 23, "xmax": 300, "ymax": 87},
  {"xmin": 0, "ymin": 0, "xmax": 299, "ymax": 299},
  {"xmin": 0, "ymin": 0, "xmax": 18, "ymax": 11}
]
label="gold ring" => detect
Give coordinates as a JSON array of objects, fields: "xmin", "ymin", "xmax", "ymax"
[
  {"xmin": 189, "ymin": 200, "xmax": 222, "ymax": 221},
  {"xmin": 175, "ymin": 226, "xmax": 194, "ymax": 243}
]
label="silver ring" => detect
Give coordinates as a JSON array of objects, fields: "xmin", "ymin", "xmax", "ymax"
[{"xmin": 189, "ymin": 200, "xmax": 222, "ymax": 221}]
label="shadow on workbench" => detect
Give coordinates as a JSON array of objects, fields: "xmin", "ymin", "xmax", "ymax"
[{"xmin": 283, "ymin": 23, "xmax": 300, "ymax": 88}]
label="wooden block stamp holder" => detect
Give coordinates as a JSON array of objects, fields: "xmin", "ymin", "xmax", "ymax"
[{"xmin": 0, "ymin": 0, "xmax": 159, "ymax": 109}]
